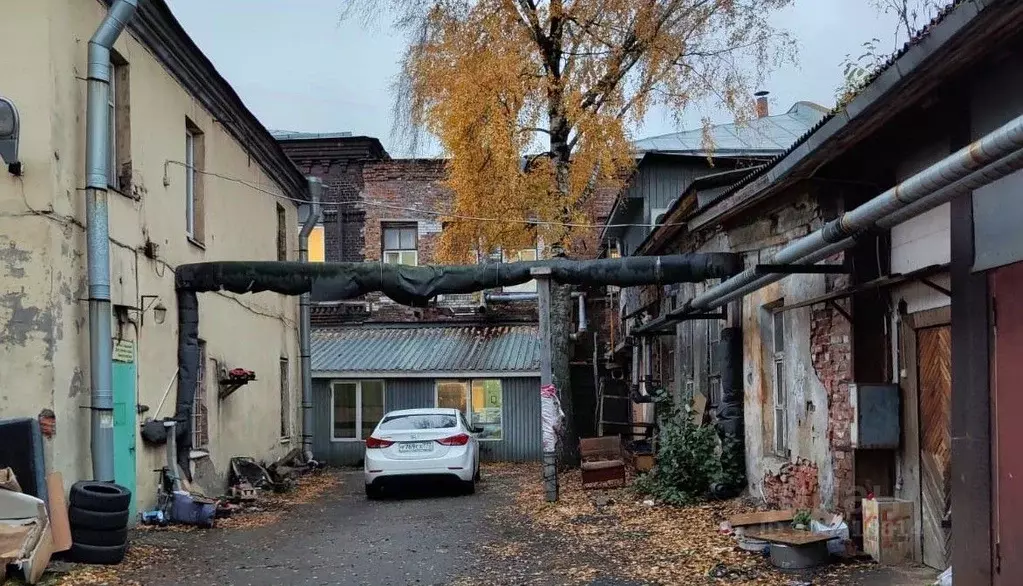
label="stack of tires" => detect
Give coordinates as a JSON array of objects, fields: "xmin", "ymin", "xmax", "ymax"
[{"xmin": 67, "ymin": 481, "xmax": 131, "ymax": 565}]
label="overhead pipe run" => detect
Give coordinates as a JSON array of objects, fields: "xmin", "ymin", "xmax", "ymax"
[
  {"xmin": 85, "ymin": 0, "xmax": 140, "ymax": 482},
  {"xmin": 673, "ymin": 111, "xmax": 1023, "ymax": 316},
  {"xmin": 298, "ymin": 177, "xmax": 322, "ymax": 461}
]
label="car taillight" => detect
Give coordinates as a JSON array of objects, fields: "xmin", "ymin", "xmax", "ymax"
[
  {"xmin": 436, "ymin": 433, "xmax": 470, "ymax": 446},
  {"xmin": 365, "ymin": 436, "xmax": 394, "ymax": 449}
]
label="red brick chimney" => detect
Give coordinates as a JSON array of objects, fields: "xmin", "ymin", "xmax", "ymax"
[{"xmin": 755, "ymin": 90, "xmax": 770, "ymax": 118}]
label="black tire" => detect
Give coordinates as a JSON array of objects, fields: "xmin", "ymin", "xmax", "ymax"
[
  {"xmin": 69, "ymin": 506, "xmax": 129, "ymax": 531},
  {"xmin": 69, "ymin": 481, "xmax": 131, "ymax": 513},
  {"xmin": 474, "ymin": 465, "xmax": 481, "ymax": 482},
  {"xmin": 69, "ymin": 542, "xmax": 127, "ymax": 565},
  {"xmin": 365, "ymin": 484, "xmax": 382, "ymax": 500},
  {"xmin": 462, "ymin": 478, "xmax": 476, "ymax": 495},
  {"xmin": 72, "ymin": 527, "xmax": 128, "ymax": 548}
]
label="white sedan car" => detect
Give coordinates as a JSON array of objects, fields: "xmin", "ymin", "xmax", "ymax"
[{"xmin": 364, "ymin": 408, "xmax": 481, "ymax": 499}]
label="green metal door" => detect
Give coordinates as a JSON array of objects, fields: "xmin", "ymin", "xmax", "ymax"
[{"xmin": 112, "ymin": 340, "xmax": 137, "ymax": 520}]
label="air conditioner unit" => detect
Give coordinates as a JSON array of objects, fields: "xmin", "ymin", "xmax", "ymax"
[{"xmin": 849, "ymin": 382, "xmax": 900, "ymax": 449}]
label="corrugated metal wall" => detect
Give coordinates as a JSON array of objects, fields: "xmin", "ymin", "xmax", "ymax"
[{"xmin": 312, "ymin": 377, "xmax": 542, "ymax": 466}]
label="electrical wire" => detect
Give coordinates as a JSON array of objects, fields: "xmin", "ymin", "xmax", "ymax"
[{"xmin": 164, "ymin": 160, "xmax": 689, "ymax": 229}]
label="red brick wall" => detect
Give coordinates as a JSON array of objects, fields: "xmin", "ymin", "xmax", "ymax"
[
  {"xmin": 811, "ymin": 297, "xmax": 855, "ymax": 513},
  {"xmin": 361, "ymin": 159, "xmax": 451, "ymax": 263},
  {"xmin": 764, "ymin": 458, "xmax": 820, "ymax": 510}
]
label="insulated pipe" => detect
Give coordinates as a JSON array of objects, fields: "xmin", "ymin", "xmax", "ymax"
[
  {"xmin": 86, "ymin": 0, "xmax": 139, "ymax": 482},
  {"xmin": 681, "ymin": 112, "xmax": 1023, "ymax": 315},
  {"xmin": 683, "ymin": 138, "xmax": 1023, "ymax": 315},
  {"xmin": 299, "ymin": 177, "xmax": 322, "ymax": 460}
]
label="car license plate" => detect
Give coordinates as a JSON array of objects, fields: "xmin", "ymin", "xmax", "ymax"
[{"xmin": 398, "ymin": 441, "xmax": 434, "ymax": 453}]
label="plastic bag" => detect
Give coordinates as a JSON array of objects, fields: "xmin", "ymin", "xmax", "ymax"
[
  {"xmin": 811, "ymin": 517, "xmax": 850, "ymax": 556},
  {"xmin": 935, "ymin": 567, "xmax": 951, "ymax": 586},
  {"xmin": 540, "ymin": 384, "xmax": 564, "ymax": 452}
]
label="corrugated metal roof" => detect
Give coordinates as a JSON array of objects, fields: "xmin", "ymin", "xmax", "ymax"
[
  {"xmin": 631, "ymin": 102, "xmax": 829, "ymax": 157},
  {"xmin": 312, "ymin": 324, "xmax": 541, "ymax": 374}
]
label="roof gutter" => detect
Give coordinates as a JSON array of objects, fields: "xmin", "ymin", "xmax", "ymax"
[
  {"xmin": 86, "ymin": 0, "xmax": 140, "ymax": 482},
  {"xmin": 671, "ymin": 108, "xmax": 1023, "ymax": 317}
]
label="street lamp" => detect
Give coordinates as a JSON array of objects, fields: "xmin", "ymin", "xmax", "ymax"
[{"xmin": 0, "ymin": 97, "xmax": 20, "ymax": 175}]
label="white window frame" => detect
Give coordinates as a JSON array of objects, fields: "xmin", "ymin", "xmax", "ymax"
[
  {"xmin": 502, "ymin": 247, "xmax": 539, "ymax": 293},
  {"xmin": 330, "ymin": 380, "xmax": 386, "ymax": 442},
  {"xmin": 382, "ymin": 223, "xmax": 419, "ymax": 266},
  {"xmin": 434, "ymin": 379, "xmax": 504, "ymax": 441},
  {"xmin": 185, "ymin": 128, "xmax": 196, "ymax": 238},
  {"xmin": 772, "ymin": 309, "xmax": 788, "ymax": 456}
]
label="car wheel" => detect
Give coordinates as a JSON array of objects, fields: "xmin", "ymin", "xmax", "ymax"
[
  {"xmin": 365, "ymin": 484, "xmax": 382, "ymax": 500},
  {"xmin": 474, "ymin": 465, "xmax": 481, "ymax": 482},
  {"xmin": 462, "ymin": 477, "xmax": 476, "ymax": 495},
  {"xmin": 69, "ymin": 481, "xmax": 132, "ymax": 513},
  {"xmin": 68, "ymin": 542, "xmax": 128, "ymax": 565}
]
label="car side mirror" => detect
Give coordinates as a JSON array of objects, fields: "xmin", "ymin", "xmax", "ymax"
[{"xmin": 471, "ymin": 426, "xmax": 484, "ymax": 434}]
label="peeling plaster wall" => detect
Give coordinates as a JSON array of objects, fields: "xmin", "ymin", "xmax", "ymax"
[
  {"xmin": 725, "ymin": 190, "xmax": 848, "ymax": 510},
  {"xmin": 0, "ymin": 0, "xmax": 301, "ymax": 511}
]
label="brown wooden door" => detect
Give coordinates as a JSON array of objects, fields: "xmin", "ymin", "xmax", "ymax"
[
  {"xmin": 917, "ymin": 325, "xmax": 952, "ymax": 570},
  {"xmin": 993, "ymin": 262, "xmax": 1023, "ymax": 585}
]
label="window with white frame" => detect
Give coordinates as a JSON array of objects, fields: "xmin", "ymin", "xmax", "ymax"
[
  {"xmin": 435, "ymin": 379, "xmax": 503, "ymax": 440},
  {"xmin": 382, "ymin": 223, "xmax": 418, "ymax": 266},
  {"xmin": 184, "ymin": 120, "xmax": 205, "ymax": 243},
  {"xmin": 331, "ymin": 380, "xmax": 385, "ymax": 441},
  {"xmin": 771, "ymin": 308, "xmax": 788, "ymax": 455},
  {"xmin": 502, "ymin": 247, "xmax": 539, "ymax": 293}
]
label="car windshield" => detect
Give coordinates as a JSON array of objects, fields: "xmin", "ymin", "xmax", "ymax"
[{"xmin": 377, "ymin": 413, "xmax": 458, "ymax": 431}]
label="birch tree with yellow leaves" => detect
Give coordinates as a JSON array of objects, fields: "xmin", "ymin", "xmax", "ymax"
[{"xmin": 346, "ymin": 0, "xmax": 795, "ymax": 462}]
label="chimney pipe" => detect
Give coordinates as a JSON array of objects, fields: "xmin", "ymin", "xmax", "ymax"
[{"xmin": 755, "ymin": 90, "xmax": 770, "ymax": 119}]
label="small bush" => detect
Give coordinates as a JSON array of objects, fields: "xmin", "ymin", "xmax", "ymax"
[{"xmin": 633, "ymin": 388, "xmax": 721, "ymax": 506}]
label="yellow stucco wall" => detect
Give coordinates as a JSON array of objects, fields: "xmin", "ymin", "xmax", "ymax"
[{"xmin": 0, "ymin": 0, "xmax": 302, "ymax": 511}]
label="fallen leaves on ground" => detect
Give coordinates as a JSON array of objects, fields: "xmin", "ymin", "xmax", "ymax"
[
  {"xmin": 487, "ymin": 463, "xmax": 877, "ymax": 586},
  {"xmin": 49, "ymin": 545, "xmax": 173, "ymax": 586},
  {"xmin": 47, "ymin": 471, "xmax": 341, "ymax": 584}
]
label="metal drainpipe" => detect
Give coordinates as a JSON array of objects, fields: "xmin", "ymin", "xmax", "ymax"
[
  {"xmin": 85, "ymin": 0, "xmax": 140, "ymax": 482},
  {"xmin": 299, "ymin": 177, "xmax": 322, "ymax": 460},
  {"xmin": 676, "ymin": 113, "xmax": 1023, "ymax": 315}
]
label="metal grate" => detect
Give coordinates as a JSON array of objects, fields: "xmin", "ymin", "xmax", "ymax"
[
  {"xmin": 192, "ymin": 340, "xmax": 209, "ymax": 449},
  {"xmin": 280, "ymin": 357, "xmax": 290, "ymax": 438}
]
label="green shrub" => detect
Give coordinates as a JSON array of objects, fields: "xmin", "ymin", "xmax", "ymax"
[{"xmin": 633, "ymin": 388, "xmax": 721, "ymax": 506}]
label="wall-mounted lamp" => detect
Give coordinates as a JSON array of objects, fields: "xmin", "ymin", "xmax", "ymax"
[
  {"xmin": 0, "ymin": 97, "xmax": 21, "ymax": 176},
  {"xmin": 140, "ymin": 295, "xmax": 167, "ymax": 326}
]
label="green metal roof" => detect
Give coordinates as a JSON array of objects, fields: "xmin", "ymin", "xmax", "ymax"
[{"xmin": 311, "ymin": 324, "xmax": 540, "ymax": 376}]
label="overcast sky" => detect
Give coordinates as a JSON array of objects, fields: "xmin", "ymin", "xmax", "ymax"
[{"xmin": 165, "ymin": 0, "xmax": 903, "ymax": 157}]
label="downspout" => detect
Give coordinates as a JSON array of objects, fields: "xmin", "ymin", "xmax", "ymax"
[
  {"xmin": 299, "ymin": 177, "xmax": 322, "ymax": 460},
  {"xmin": 86, "ymin": 0, "xmax": 140, "ymax": 482}
]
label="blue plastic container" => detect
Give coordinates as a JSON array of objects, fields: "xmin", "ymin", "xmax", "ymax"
[{"xmin": 170, "ymin": 491, "xmax": 216, "ymax": 528}]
